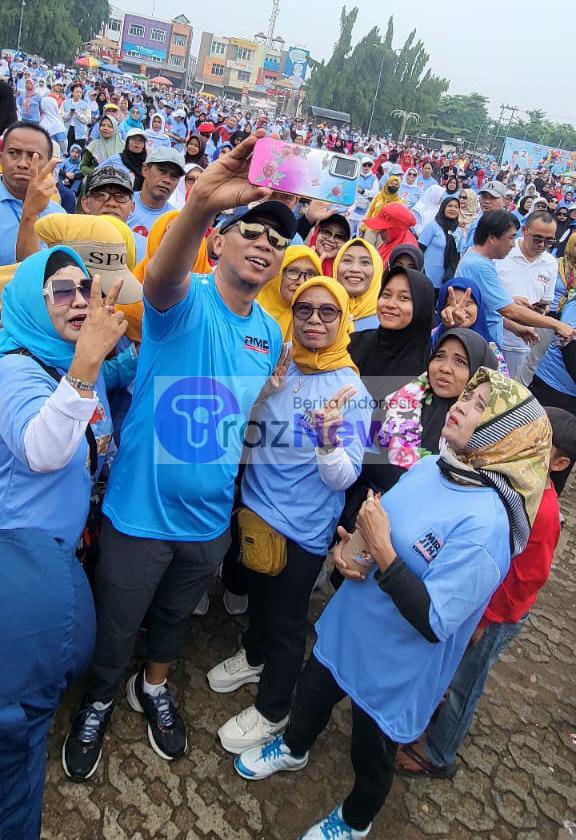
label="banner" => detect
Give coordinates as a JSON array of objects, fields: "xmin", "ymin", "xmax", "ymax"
[
  {"xmin": 283, "ymin": 46, "xmax": 309, "ymax": 89},
  {"xmin": 501, "ymin": 136, "xmax": 576, "ymax": 176}
]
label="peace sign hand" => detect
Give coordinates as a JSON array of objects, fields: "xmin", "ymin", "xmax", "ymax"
[
  {"xmin": 75, "ymin": 276, "xmax": 128, "ymax": 366},
  {"xmin": 440, "ymin": 285, "xmax": 472, "ymax": 328},
  {"xmin": 22, "ymin": 153, "xmax": 59, "ymax": 218},
  {"xmin": 313, "ymin": 384, "xmax": 357, "ymax": 449}
]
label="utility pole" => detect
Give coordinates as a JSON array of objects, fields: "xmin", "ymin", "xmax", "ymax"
[
  {"xmin": 367, "ymin": 48, "xmax": 386, "ymax": 137},
  {"xmin": 17, "ymin": 0, "xmax": 26, "ymax": 52}
]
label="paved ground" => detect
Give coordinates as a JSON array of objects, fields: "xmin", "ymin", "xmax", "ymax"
[{"xmin": 43, "ymin": 476, "xmax": 576, "ymax": 840}]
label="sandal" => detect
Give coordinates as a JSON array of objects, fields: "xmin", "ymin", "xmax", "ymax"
[{"xmin": 395, "ymin": 744, "xmax": 457, "ymax": 779}]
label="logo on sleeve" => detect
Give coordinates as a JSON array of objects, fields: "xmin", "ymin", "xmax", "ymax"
[
  {"xmin": 412, "ymin": 531, "xmax": 443, "ymax": 563},
  {"xmin": 244, "ymin": 335, "xmax": 270, "ymax": 355}
]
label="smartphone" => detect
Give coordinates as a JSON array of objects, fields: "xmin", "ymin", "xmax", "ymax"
[
  {"xmin": 341, "ymin": 529, "xmax": 374, "ymax": 576},
  {"xmin": 248, "ymin": 137, "xmax": 360, "ymax": 206}
]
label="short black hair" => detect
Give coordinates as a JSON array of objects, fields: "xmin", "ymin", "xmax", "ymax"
[
  {"xmin": 545, "ymin": 406, "xmax": 576, "ymax": 461},
  {"xmin": 474, "ymin": 210, "xmax": 519, "ymax": 245},
  {"xmin": 525, "ymin": 210, "xmax": 556, "ymax": 228},
  {"xmin": 1, "ymin": 120, "xmax": 53, "ymax": 159}
]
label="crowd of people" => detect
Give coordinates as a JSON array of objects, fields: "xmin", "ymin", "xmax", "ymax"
[{"xmin": 1, "ymin": 54, "xmax": 576, "ymax": 840}]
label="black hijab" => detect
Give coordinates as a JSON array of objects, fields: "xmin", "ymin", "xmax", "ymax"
[
  {"xmin": 185, "ymin": 133, "xmax": 209, "ymax": 167},
  {"xmin": 120, "ymin": 134, "xmax": 147, "ymax": 191},
  {"xmin": 388, "ymin": 243, "xmax": 425, "ymax": 272},
  {"xmin": 435, "ymin": 196, "xmax": 460, "ymax": 283},
  {"xmin": 350, "ymin": 266, "xmax": 435, "ymax": 395},
  {"xmin": 421, "ymin": 327, "xmax": 498, "ymax": 455}
]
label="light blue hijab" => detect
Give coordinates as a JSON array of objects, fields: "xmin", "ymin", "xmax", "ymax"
[{"xmin": 0, "ymin": 246, "xmax": 89, "ymax": 370}]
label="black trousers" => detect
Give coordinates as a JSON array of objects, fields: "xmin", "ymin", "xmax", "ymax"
[
  {"xmin": 531, "ymin": 375, "xmax": 576, "ymax": 495},
  {"xmin": 284, "ymin": 655, "xmax": 397, "ymax": 832},
  {"xmin": 242, "ymin": 538, "xmax": 325, "ymax": 723},
  {"xmin": 85, "ymin": 518, "xmax": 231, "ymax": 702}
]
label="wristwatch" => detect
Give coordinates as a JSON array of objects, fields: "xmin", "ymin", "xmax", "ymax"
[{"xmin": 65, "ymin": 374, "xmax": 96, "ymax": 392}]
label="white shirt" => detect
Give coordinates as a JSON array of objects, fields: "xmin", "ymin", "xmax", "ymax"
[{"xmin": 495, "ymin": 241, "xmax": 557, "ymax": 352}]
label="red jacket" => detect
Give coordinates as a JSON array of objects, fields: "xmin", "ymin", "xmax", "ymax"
[{"xmin": 480, "ymin": 484, "xmax": 560, "ymax": 627}]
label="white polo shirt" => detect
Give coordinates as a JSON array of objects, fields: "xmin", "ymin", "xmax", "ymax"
[{"xmin": 495, "ymin": 241, "xmax": 557, "ymax": 352}]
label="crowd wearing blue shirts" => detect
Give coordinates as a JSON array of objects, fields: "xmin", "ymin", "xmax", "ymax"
[{"xmin": 2, "ymin": 51, "xmax": 576, "ymax": 840}]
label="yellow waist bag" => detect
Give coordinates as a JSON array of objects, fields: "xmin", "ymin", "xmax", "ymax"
[{"xmin": 238, "ymin": 507, "xmax": 287, "ymax": 577}]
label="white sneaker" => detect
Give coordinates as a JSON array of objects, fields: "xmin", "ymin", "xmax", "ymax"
[
  {"xmin": 192, "ymin": 591, "xmax": 210, "ymax": 616},
  {"xmin": 207, "ymin": 648, "xmax": 263, "ymax": 694},
  {"xmin": 223, "ymin": 589, "xmax": 249, "ymax": 615},
  {"xmin": 234, "ymin": 734, "xmax": 308, "ymax": 780},
  {"xmin": 299, "ymin": 806, "xmax": 371, "ymax": 839},
  {"xmin": 218, "ymin": 704, "xmax": 288, "ymax": 754}
]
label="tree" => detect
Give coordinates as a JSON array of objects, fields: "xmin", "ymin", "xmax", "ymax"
[
  {"xmin": 0, "ymin": 0, "xmax": 109, "ymax": 63},
  {"xmin": 304, "ymin": 9, "xmax": 448, "ymax": 134},
  {"xmin": 424, "ymin": 93, "xmax": 490, "ymax": 143},
  {"xmin": 70, "ymin": 0, "xmax": 110, "ymax": 44}
]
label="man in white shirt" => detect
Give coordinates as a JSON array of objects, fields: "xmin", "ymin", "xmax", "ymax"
[{"xmin": 496, "ymin": 210, "xmax": 558, "ymax": 380}]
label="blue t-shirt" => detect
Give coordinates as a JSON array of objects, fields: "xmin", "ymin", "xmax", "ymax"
[
  {"xmin": 418, "ymin": 221, "xmax": 456, "ymax": 288},
  {"xmin": 353, "ymin": 313, "xmax": 379, "ymax": 331},
  {"xmin": 103, "ymin": 273, "xmax": 283, "ymax": 541},
  {"xmin": 457, "ymin": 250, "xmax": 512, "ymax": 347},
  {"xmin": 241, "ymin": 362, "xmax": 371, "ymax": 554},
  {"xmin": 0, "ymin": 178, "xmax": 65, "ymax": 267},
  {"xmin": 398, "ymin": 182, "xmax": 423, "ymax": 208},
  {"xmin": 0, "ymin": 355, "xmax": 112, "ymax": 550},
  {"xmin": 536, "ymin": 299, "xmax": 576, "ymax": 397},
  {"xmin": 127, "ymin": 192, "xmax": 175, "ymax": 238},
  {"xmin": 314, "ymin": 455, "xmax": 510, "ymax": 743}
]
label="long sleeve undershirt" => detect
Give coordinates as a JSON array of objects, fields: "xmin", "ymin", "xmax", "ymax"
[
  {"xmin": 376, "ymin": 558, "xmax": 440, "ymax": 643},
  {"xmin": 23, "ymin": 377, "xmax": 97, "ymax": 473}
]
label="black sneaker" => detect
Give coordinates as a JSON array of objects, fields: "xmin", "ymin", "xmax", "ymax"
[
  {"xmin": 62, "ymin": 700, "xmax": 113, "ymax": 782},
  {"xmin": 126, "ymin": 665, "xmax": 187, "ymax": 760}
]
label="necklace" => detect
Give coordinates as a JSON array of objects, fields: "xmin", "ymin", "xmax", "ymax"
[{"xmin": 293, "ymin": 377, "xmax": 303, "ymax": 393}]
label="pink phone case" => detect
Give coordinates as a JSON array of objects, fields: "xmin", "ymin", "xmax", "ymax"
[{"xmin": 248, "ymin": 137, "xmax": 359, "ymax": 206}]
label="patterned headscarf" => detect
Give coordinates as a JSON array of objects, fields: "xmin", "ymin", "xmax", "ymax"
[{"xmin": 438, "ymin": 367, "xmax": 551, "ymax": 556}]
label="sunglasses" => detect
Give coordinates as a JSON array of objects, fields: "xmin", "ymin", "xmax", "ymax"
[
  {"xmin": 88, "ymin": 189, "xmax": 132, "ymax": 204},
  {"xmin": 527, "ymin": 234, "xmax": 557, "ymax": 248},
  {"xmin": 292, "ymin": 302, "xmax": 341, "ymax": 323},
  {"xmin": 43, "ymin": 277, "xmax": 93, "ymax": 306},
  {"xmin": 284, "ymin": 268, "xmax": 317, "ymax": 282},
  {"xmin": 232, "ymin": 220, "xmax": 290, "ymax": 251}
]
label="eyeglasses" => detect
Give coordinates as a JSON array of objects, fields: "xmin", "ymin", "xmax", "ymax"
[
  {"xmin": 231, "ymin": 221, "xmax": 290, "ymax": 251},
  {"xmin": 317, "ymin": 228, "xmax": 347, "ymax": 244},
  {"xmin": 292, "ymin": 302, "xmax": 341, "ymax": 323},
  {"xmin": 88, "ymin": 189, "xmax": 132, "ymax": 204},
  {"xmin": 284, "ymin": 268, "xmax": 317, "ymax": 282},
  {"xmin": 557, "ymin": 212, "xmax": 568, "ymax": 218},
  {"xmin": 526, "ymin": 233, "xmax": 557, "ymax": 248},
  {"xmin": 43, "ymin": 277, "xmax": 92, "ymax": 306}
]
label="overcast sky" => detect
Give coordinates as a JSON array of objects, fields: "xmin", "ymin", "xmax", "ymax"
[{"xmin": 121, "ymin": 0, "xmax": 574, "ymax": 125}]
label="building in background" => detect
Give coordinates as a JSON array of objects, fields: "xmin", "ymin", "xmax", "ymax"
[
  {"xmin": 119, "ymin": 12, "xmax": 193, "ymax": 87},
  {"xmin": 194, "ymin": 31, "xmax": 294, "ymax": 102},
  {"xmin": 84, "ymin": 5, "xmax": 124, "ymax": 63}
]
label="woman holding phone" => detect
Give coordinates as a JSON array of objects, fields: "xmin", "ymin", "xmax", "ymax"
[{"xmin": 234, "ymin": 368, "xmax": 551, "ymax": 840}]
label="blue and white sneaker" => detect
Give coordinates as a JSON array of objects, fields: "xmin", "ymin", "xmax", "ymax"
[
  {"xmin": 234, "ymin": 735, "xmax": 308, "ymax": 780},
  {"xmin": 299, "ymin": 805, "xmax": 371, "ymax": 839}
]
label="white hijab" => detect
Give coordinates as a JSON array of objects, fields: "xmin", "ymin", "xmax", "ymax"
[
  {"xmin": 412, "ymin": 184, "xmax": 446, "ymax": 234},
  {"xmin": 40, "ymin": 96, "xmax": 65, "ymax": 136}
]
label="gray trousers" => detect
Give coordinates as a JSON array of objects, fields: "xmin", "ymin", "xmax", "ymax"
[{"xmin": 85, "ymin": 517, "xmax": 231, "ymax": 702}]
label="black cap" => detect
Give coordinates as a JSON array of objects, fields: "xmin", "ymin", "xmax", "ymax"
[
  {"xmin": 545, "ymin": 406, "xmax": 576, "ymax": 461},
  {"xmin": 219, "ymin": 200, "xmax": 297, "ymax": 240},
  {"xmin": 87, "ymin": 165, "xmax": 134, "ymax": 195}
]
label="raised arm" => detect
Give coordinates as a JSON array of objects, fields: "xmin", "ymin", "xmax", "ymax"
[{"xmin": 144, "ymin": 131, "xmax": 271, "ymax": 312}]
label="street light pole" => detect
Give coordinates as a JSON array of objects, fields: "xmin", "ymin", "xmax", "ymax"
[
  {"xmin": 367, "ymin": 48, "xmax": 386, "ymax": 137},
  {"xmin": 17, "ymin": 0, "xmax": 26, "ymax": 52}
]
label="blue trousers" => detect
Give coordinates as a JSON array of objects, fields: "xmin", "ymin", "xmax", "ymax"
[
  {"xmin": 425, "ymin": 616, "xmax": 527, "ymax": 768},
  {"xmin": 0, "ymin": 530, "xmax": 96, "ymax": 839}
]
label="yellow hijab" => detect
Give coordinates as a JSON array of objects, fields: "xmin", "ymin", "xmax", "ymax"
[
  {"xmin": 126, "ymin": 210, "xmax": 212, "ymax": 341},
  {"xmin": 364, "ymin": 174, "xmax": 403, "ymax": 221},
  {"xmin": 291, "ymin": 276, "xmax": 358, "ymax": 374},
  {"xmin": 257, "ymin": 245, "xmax": 322, "ymax": 340},
  {"xmin": 332, "ymin": 238, "xmax": 383, "ymax": 323}
]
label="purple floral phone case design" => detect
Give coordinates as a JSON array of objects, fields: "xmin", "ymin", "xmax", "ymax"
[{"xmin": 248, "ymin": 137, "xmax": 359, "ymax": 206}]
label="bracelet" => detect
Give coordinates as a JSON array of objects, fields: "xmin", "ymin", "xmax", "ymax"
[{"xmin": 65, "ymin": 374, "xmax": 96, "ymax": 392}]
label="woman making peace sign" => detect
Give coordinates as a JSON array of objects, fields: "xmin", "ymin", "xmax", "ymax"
[{"xmin": 207, "ymin": 277, "xmax": 372, "ymax": 755}]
